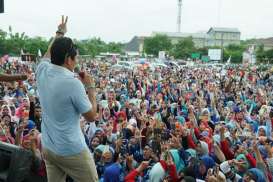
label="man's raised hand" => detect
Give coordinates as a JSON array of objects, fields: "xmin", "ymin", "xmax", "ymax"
[{"xmin": 57, "ymin": 15, "xmax": 68, "ymax": 35}]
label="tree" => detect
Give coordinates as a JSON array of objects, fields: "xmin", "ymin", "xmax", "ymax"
[
  {"xmin": 265, "ymin": 49, "xmax": 273, "ymax": 63},
  {"xmin": 0, "ymin": 29, "xmax": 7, "ymax": 55},
  {"xmin": 144, "ymin": 34, "xmax": 172, "ymax": 56},
  {"xmin": 0, "ymin": 28, "xmax": 49, "ymax": 56},
  {"xmin": 0, "ymin": 27, "xmax": 123, "ymax": 57},
  {"xmin": 256, "ymin": 44, "xmax": 266, "ymax": 63},
  {"xmin": 76, "ymin": 38, "xmax": 123, "ymax": 57},
  {"xmin": 196, "ymin": 47, "xmax": 208, "ymax": 56},
  {"xmin": 106, "ymin": 42, "xmax": 123, "ymax": 53},
  {"xmin": 24, "ymin": 37, "xmax": 48, "ymax": 55},
  {"xmin": 0, "ymin": 29, "xmax": 27, "ymax": 56},
  {"xmin": 0, "ymin": 27, "xmax": 123, "ymax": 58},
  {"xmin": 223, "ymin": 44, "xmax": 246, "ymax": 63},
  {"xmin": 171, "ymin": 37, "xmax": 196, "ymax": 59}
]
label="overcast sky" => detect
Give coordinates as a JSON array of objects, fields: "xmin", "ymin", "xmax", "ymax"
[{"xmin": 0, "ymin": 0, "xmax": 272, "ymax": 42}]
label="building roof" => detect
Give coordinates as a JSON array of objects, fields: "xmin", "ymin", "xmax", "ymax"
[
  {"xmin": 124, "ymin": 36, "xmax": 146, "ymax": 52},
  {"xmin": 151, "ymin": 31, "xmax": 208, "ymax": 39},
  {"xmin": 256, "ymin": 37, "xmax": 273, "ymax": 46},
  {"xmin": 208, "ymin": 27, "xmax": 240, "ymax": 33}
]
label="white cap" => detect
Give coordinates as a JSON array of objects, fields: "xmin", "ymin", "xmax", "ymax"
[
  {"xmin": 129, "ymin": 118, "xmax": 137, "ymax": 127},
  {"xmin": 220, "ymin": 161, "xmax": 231, "ymax": 174}
]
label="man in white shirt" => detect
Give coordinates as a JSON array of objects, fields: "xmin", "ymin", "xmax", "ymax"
[{"xmin": 36, "ymin": 16, "xmax": 98, "ymax": 182}]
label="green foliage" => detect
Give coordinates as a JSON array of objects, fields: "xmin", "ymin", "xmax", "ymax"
[
  {"xmin": 76, "ymin": 38, "xmax": 123, "ymax": 57},
  {"xmin": 255, "ymin": 44, "xmax": 273, "ymax": 63},
  {"xmin": 76, "ymin": 38, "xmax": 107, "ymax": 57},
  {"xmin": 0, "ymin": 28, "xmax": 49, "ymax": 56},
  {"xmin": 106, "ymin": 42, "xmax": 123, "ymax": 53},
  {"xmin": 265, "ymin": 49, "xmax": 273, "ymax": 63},
  {"xmin": 223, "ymin": 44, "xmax": 246, "ymax": 63},
  {"xmin": 196, "ymin": 47, "xmax": 208, "ymax": 56},
  {"xmin": 144, "ymin": 34, "xmax": 172, "ymax": 56},
  {"xmin": 256, "ymin": 45, "xmax": 266, "ymax": 63},
  {"xmin": 0, "ymin": 28, "xmax": 123, "ymax": 58},
  {"xmin": 171, "ymin": 37, "xmax": 196, "ymax": 59},
  {"xmin": 24, "ymin": 37, "xmax": 48, "ymax": 55}
]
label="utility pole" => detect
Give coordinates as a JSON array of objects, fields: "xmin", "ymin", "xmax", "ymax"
[
  {"xmin": 221, "ymin": 33, "xmax": 224, "ymax": 62},
  {"xmin": 217, "ymin": 0, "xmax": 222, "ymax": 26},
  {"xmin": 177, "ymin": 0, "xmax": 182, "ymax": 32}
]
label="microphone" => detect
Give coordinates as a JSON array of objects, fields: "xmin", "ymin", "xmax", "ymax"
[{"xmin": 74, "ymin": 66, "xmax": 85, "ymax": 79}]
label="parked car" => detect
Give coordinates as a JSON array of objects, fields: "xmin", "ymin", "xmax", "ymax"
[{"xmin": 111, "ymin": 61, "xmax": 135, "ymax": 70}]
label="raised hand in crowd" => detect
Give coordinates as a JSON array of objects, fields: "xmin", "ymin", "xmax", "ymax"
[{"xmin": 136, "ymin": 160, "xmax": 149, "ymax": 173}]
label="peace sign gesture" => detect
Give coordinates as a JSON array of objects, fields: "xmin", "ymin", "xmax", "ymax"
[{"xmin": 57, "ymin": 15, "xmax": 68, "ymax": 35}]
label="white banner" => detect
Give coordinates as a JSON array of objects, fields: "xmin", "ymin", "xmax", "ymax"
[{"xmin": 208, "ymin": 49, "xmax": 222, "ymax": 61}]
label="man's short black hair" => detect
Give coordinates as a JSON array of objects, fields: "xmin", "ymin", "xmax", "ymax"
[{"xmin": 50, "ymin": 37, "xmax": 77, "ymax": 66}]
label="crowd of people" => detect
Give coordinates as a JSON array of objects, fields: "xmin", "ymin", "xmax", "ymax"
[
  {"xmin": 1, "ymin": 53, "xmax": 273, "ymax": 182},
  {"xmin": 1, "ymin": 17, "xmax": 273, "ymax": 182}
]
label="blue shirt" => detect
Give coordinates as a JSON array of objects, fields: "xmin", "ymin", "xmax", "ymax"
[{"xmin": 36, "ymin": 59, "xmax": 92, "ymax": 156}]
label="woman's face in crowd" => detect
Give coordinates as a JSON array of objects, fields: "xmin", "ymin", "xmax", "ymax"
[
  {"xmin": 35, "ymin": 107, "xmax": 42, "ymax": 118},
  {"xmin": 102, "ymin": 151, "xmax": 113, "ymax": 163},
  {"xmin": 23, "ymin": 99, "xmax": 30, "ymax": 107},
  {"xmin": 227, "ymin": 112, "xmax": 234, "ymax": 120},
  {"xmin": 94, "ymin": 151, "xmax": 102, "ymax": 162},
  {"xmin": 2, "ymin": 115, "xmax": 11, "ymax": 125},
  {"xmin": 95, "ymin": 131, "xmax": 103, "ymax": 138},
  {"xmin": 143, "ymin": 146, "xmax": 152, "ymax": 159},
  {"xmin": 174, "ymin": 127, "xmax": 182, "ymax": 136},
  {"xmin": 235, "ymin": 145, "xmax": 245, "ymax": 156},
  {"xmin": 107, "ymin": 92, "xmax": 114, "ymax": 101},
  {"xmin": 140, "ymin": 102, "xmax": 146, "ymax": 110},
  {"xmin": 199, "ymin": 121, "xmax": 208, "ymax": 131},
  {"xmin": 22, "ymin": 137, "xmax": 32, "ymax": 150},
  {"xmin": 199, "ymin": 163, "xmax": 207, "ymax": 175},
  {"xmin": 236, "ymin": 112, "xmax": 244, "ymax": 121},
  {"xmin": 22, "ymin": 109, "xmax": 29, "ymax": 119},
  {"xmin": 2, "ymin": 107, "xmax": 9, "ymax": 115},
  {"xmin": 161, "ymin": 103, "xmax": 166, "ymax": 109},
  {"xmin": 258, "ymin": 128, "xmax": 266, "ymax": 137},
  {"xmin": 91, "ymin": 137, "xmax": 100, "ymax": 149},
  {"xmin": 243, "ymin": 176, "xmax": 255, "ymax": 182},
  {"xmin": 103, "ymin": 108, "xmax": 110, "ymax": 120}
]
